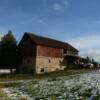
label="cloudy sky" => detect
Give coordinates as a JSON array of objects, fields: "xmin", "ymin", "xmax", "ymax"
[{"xmin": 0, "ymin": 0, "xmax": 100, "ymax": 61}]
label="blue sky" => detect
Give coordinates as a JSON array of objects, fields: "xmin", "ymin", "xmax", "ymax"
[{"xmin": 0, "ymin": 0, "xmax": 100, "ymax": 61}]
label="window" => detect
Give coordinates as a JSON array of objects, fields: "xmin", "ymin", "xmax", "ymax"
[
  {"xmin": 41, "ymin": 68, "xmax": 44, "ymax": 72},
  {"xmin": 64, "ymin": 49, "xmax": 67, "ymax": 54},
  {"xmin": 48, "ymin": 59, "xmax": 51, "ymax": 63},
  {"xmin": 59, "ymin": 60, "xmax": 62, "ymax": 63}
]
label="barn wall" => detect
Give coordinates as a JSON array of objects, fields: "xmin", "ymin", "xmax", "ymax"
[
  {"xmin": 18, "ymin": 36, "xmax": 36, "ymax": 57},
  {"xmin": 35, "ymin": 56, "xmax": 66, "ymax": 74},
  {"xmin": 37, "ymin": 45, "xmax": 63, "ymax": 58},
  {"xmin": 18, "ymin": 57, "xmax": 36, "ymax": 73},
  {"xmin": 18, "ymin": 35, "xmax": 37, "ymax": 73}
]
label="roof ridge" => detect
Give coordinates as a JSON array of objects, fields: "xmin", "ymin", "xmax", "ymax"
[
  {"xmin": 25, "ymin": 32, "xmax": 79, "ymax": 52},
  {"xmin": 25, "ymin": 32, "xmax": 69, "ymax": 45}
]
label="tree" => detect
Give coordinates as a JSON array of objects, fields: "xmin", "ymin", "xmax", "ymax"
[
  {"xmin": 0, "ymin": 30, "xmax": 17, "ymax": 73},
  {"xmin": 86, "ymin": 56, "xmax": 91, "ymax": 63},
  {"xmin": 91, "ymin": 58, "xmax": 98, "ymax": 67},
  {"xmin": 92, "ymin": 58, "xmax": 95, "ymax": 63}
]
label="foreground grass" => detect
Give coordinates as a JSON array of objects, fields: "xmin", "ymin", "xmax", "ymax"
[
  {"xmin": 2, "ymin": 69, "xmax": 100, "ymax": 100},
  {"xmin": 0, "ymin": 90, "xmax": 28, "ymax": 100},
  {"xmin": 0, "ymin": 68, "xmax": 99, "ymax": 81},
  {"xmin": 0, "ymin": 90, "xmax": 11, "ymax": 100},
  {"xmin": 0, "ymin": 68, "xmax": 99, "ymax": 88},
  {"xmin": 36, "ymin": 68, "xmax": 97, "ymax": 78},
  {"xmin": 0, "ymin": 82, "xmax": 19, "ymax": 88}
]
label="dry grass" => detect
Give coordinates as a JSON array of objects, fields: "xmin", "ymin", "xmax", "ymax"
[
  {"xmin": 0, "ymin": 68, "xmax": 97, "ymax": 81},
  {"xmin": 0, "ymin": 68, "xmax": 99, "ymax": 88},
  {"xmin": 0, "ymin": 82, "xmax": 18, "ymax": 88},
  {"xmin": 34, "ymin": 68, "xmax": 97, "ymax": 79}
]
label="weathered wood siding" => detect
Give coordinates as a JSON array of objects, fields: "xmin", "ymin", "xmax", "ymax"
[
  {"xmin": 37, "ymin": 45, "xmax": 63, "ymax": 58},
  {"xmin": 18, "ymin": 35, "xmax": 36, "ymax": 57}
]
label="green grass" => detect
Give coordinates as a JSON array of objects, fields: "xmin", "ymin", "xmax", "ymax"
[
  {"xmin": 0, "ymin": 91, "xmax": 11, "ymax": 100},
  {"xmin": 34, "ymin": 68, "xmax": 98, "ymax": 79},
  {"xmin": 0, "ymin": 82, "xmax": 19, "ymax": 88},
  {"xmin": 0, "ymin": 68, "xmax": 99, "ymax": 88},
  {"xmin": 0, "ymin": 90, "xmax": 28, "ymax": 100},
  {"xmin": 0, "ymin": 68, "xmax": 99, "ymax": 99},
  {"xmin": 0, "ymin": 68, "xmax": 99, "ymax": 81}
]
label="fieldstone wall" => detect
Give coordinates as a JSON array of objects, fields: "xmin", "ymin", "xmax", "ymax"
[
  {"xmin": 19, "ymin": 57, "xmax": 36, "ymax": 73},
  {"xmin": 36, "ymin": 56, "xmax": 66, "ymax": 74},
  {"xmin": 19, "ymin": 56, "xmax": 67, "ymax": 74}
]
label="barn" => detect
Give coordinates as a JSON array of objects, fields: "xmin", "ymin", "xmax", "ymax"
[{"xmin": 18, "ymin": 32, "xmax": 79, "ymax": 74}]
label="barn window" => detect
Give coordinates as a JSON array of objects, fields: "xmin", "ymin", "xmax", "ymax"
[
  {"xmin": 59, "ymin": 60, "xmax": 62, "ymax": 63},
  {"xmin": 41, "ymin": 68, "xmax": 44, "ymax": 72},
  {"xmin": 48, "ymin": 59, "xmax": 51, "ymax": 63},
  {"xmin": 64, "ymin": 49, "xmax": 67, "ymax": 54}
]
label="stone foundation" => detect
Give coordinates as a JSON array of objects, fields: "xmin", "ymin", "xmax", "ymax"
[
  {"xmin": 19, "ymin": 56, "xmax": 66, "ymax": 74},
  {"xmin": 36, "ymin": 56, "xmax": 66, "ymax": 74},
  {"xmin": 19, "ymin": 57, "xmax": 36, "ymax": 73}
]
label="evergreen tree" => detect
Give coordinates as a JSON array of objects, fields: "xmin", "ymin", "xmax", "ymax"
[
  {"xmin": 92, "ymin": 58, "xmax": 95, "ymax": 63},
  {"xmin": 0, "ymin": 30, "xmax": 17, "ymax": 73},
  {"xmin": 91, "ymin": 58, "xmax": 98, "ymax": 67},
  {"xmin": 86, "ymin": 56, "xmax": 91, "ymax": 63}
]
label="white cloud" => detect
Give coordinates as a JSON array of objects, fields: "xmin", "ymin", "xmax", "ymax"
[
  {"xmin": 0, "ymin": 26, "xmax": 8, "ymax": 34},
  {"xmin": 42, "ymin": 0, "xmax": 69, "ymax": 11},
  {"xmin": 68, "ymin": 35, "xmax": 100, "ymax": 50},
  {"xmin": 53, "ymin": 3, "xmax": 63, "ymax": 11},
  {"xmin": 63, "ymin": 0, "xmax": 69, "ymax": 6},
  {"xmin": 67, "ymin": 35, "xmax": 100, "ymax": 62},
  {"xmin": 53, "ymin": 0, "xmax": 69, "ymax": 11},
  {"xmin": 80, "ymin": 49, "xmax": 100, "ymax": 62},
  {"xmin": 37, "ymin": 19, "xmax": 45, "ymax": 24},
  {"xmin": 20, "ymin": 16, "xmax": 46, "ymax": 25}
]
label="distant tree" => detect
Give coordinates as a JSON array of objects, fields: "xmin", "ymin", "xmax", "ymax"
[
  {"xmin": 86, "ymin": 56, "xmax": 91, "ymax": 63},
  {"xmin": 0, "ymin": 30, "xmax": 17, "ymax": 73},
  {"xmin": 91, "ymin": 58, "xmax": 98, "ymax": 67},
  {"xmin": 92, "ymin": 58, "xmax": 95, "ymax": 63}
]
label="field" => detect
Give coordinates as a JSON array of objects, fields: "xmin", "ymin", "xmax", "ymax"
[
  {"xmin": 0, "ymin": 69, "xmax": 100, "ymax": 100},
  {"xmin": 0, "ymin": 69, "xmax": 96, "ymax": 82}
]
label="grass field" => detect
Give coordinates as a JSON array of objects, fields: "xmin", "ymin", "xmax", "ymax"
[
  {"xmin": 0, "ymin": 68, "xmax": 98, "ymax": 88},
  {"xmin": 0, "ymin": 68, "xmax": 98, "ymax": 82},
  {"xmin": 0, "ymin": 69, "xmax": 100, "ymax": 100}
]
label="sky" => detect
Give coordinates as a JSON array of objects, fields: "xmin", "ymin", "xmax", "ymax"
[{"xmin": 0, "ymin": 0, "xmax": 100, "ymax": 61}]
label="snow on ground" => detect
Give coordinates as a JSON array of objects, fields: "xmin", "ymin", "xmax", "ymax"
[
  {"xmin": 2, "ymin": 70, "xmax": 100, "ymax": 100},
  {"xmin": 0, "ymin": 69, "xmax": 10, "ymax": 74}
]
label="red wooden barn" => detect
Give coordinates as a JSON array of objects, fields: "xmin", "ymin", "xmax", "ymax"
[{"xmin": 18, "ymin": 32, "xmax": 79, "ymax": 74}]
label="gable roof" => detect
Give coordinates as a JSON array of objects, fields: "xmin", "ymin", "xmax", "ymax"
[{"xmin": 19, "ymin": 32, "xmax": 79, "ymax": 52}]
